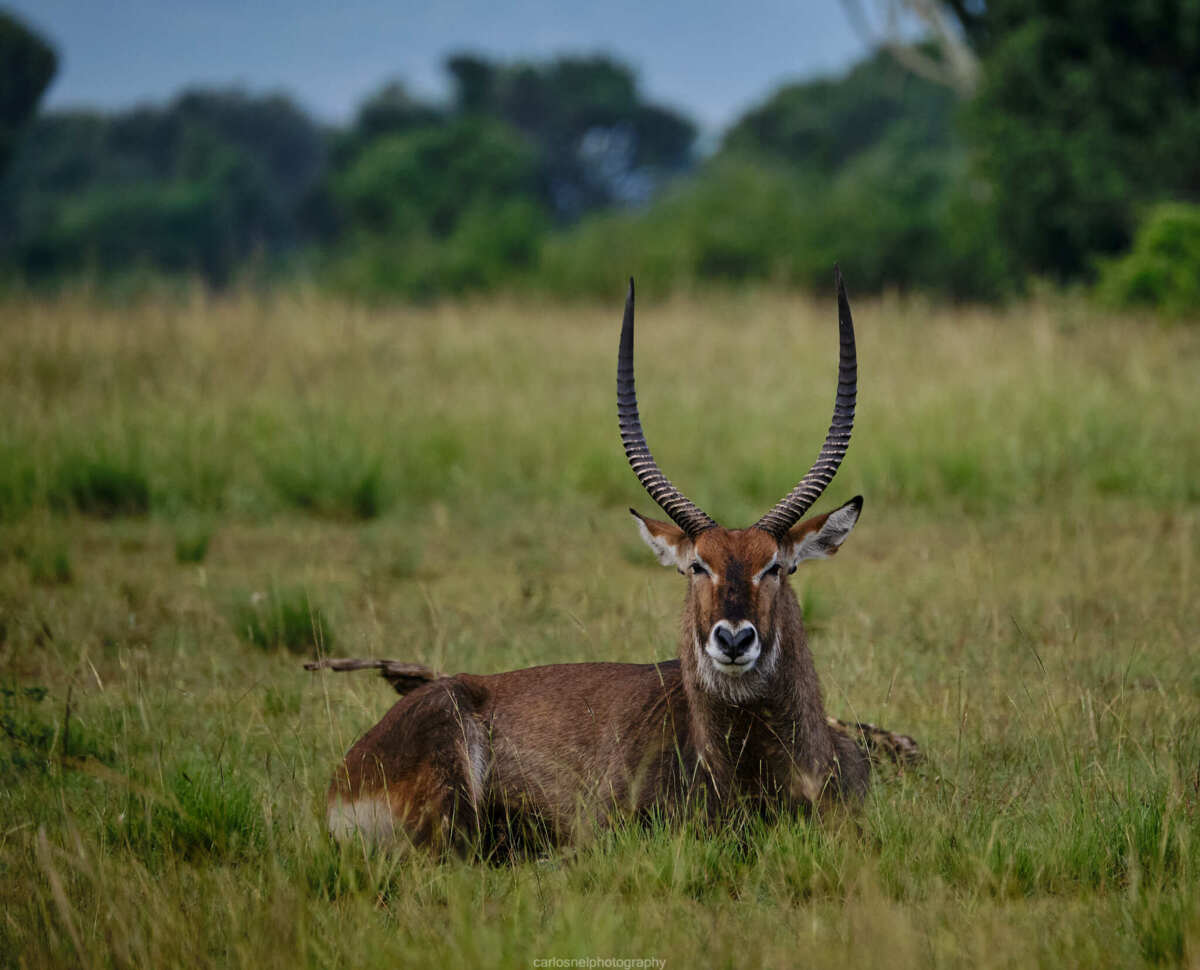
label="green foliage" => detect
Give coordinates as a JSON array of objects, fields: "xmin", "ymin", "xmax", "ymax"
[
  {"xmin": 544, "ymin": 148, "xmax": 1017, "ymax": 300},
  {"xmin": 1098, "ymin": 203, "xmax": 1200, "ymax": 316},
  {"xmin": 1, "ymin": 89, "xmax": 325, "ymax": 284},
  {"xmin": 1, "ymin": 53, "xmax": 698, "ymax": 298},
  {"xmin": 12, "ymin": 27, "xmax": 1200, "ymax": 304},
  {"xmin": 43, "ymin": 179, "xmax": 230, "ymax": 278},
  {"xmin": 330, "ymin": 80, "xmax": 443, "ymax": 166},
  {"xmin": 543, "ymin": 48, "xmax": 1018, "ymax": 301},
  {"xmin": 50, "ymin": 450, "xmax": 151, "ymax": 518},
  {"xmin": 722, "ymin": 47, "xmax": 956, "ymax": 173},
  {"xmin": 966, "ymin": 0, "xmax": 1200, "ymax": 282},
  {"xmin": 334, "ymin": 118, "xmax": 539, "ymax": 239},
  {"xmin": 327, "ymin": 118, "xmax": 547, "ymax": 298},
  {"xmin": 540, "ymin": 158, "xmax": 800, "ymax": 295},
  {"xmin": 446, "ymin": 53, "xmax": 696, "ymax": 215},
  {"xmin": 229, "ymin": 586, "xmax": 334, "ymax": 654},
  {"xmin": 0, "ymin": 9, "xmax": 57, "ymax": 174},
  {"xmin": 335, "ymin": 197, "xmax": 546, "ymax": 299},
  {"xmin": 173, "ymin": 517, "xmax": 214, "ymax": 564}
]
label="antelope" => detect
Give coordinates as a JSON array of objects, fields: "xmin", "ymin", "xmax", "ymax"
[{"xmin": 312, "ymin": 272, "xmax": 917, "ymax": 852}]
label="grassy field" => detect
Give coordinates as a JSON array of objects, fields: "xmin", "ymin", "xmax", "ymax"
[{"xmin": 1, "ymin": 286, "xmax": 1198, "ymax": 969}]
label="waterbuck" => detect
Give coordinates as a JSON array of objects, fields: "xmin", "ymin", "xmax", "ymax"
[{"xmin": 313, "ymin": 272, "xmax": 917, "ymax": 852}]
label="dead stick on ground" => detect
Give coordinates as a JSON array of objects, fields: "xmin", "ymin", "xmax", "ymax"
[{"xmin": 304, "ymin": 657, "xmax": 443, "ymax": 694}]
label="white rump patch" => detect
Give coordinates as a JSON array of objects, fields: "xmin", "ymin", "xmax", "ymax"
[
  {"xmin": 327, "ymin": 796, "xmax": 397, "ymax": 845},
  {"xmin": 789, "ymin": 768, "xmax": 826, "ymax": 804}
]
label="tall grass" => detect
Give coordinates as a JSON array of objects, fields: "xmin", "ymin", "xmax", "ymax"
[
  {"xmin": 0, "ymin": 289, "xmax": 1197, "ymax": 968},
  {"xmin": 0, "ymin": 289, "xmax": 1196, "ymax": 524}
]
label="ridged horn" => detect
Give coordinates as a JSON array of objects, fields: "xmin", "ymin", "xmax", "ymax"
[
  {"xmin": 754, "ymin": 268, "xmax": 857, "ymax": 539},
  {"xmin": 618, "ymin": 278, "xmax": 718, "ymax": 539}
]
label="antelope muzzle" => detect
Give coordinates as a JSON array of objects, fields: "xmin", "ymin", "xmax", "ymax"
[{"xmin": 705, "ymin": 619, "xmax": 761, "ymax": 674}]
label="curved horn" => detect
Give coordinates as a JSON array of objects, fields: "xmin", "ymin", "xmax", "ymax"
[
  {"xmin": 754, "ymin": 268, "xmax": 857, "ymax": 539},
  {"xmin": 618, "ymin": 278, "xmax": 718, "ymax": 538}
]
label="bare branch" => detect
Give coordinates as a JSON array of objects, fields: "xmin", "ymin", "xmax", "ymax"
[
  {"xmin": 838, "ymin": 0, "xmax": 979, "ymax": 96},
  {"xmin": 305, "ymin": 657, "xmax": 443, "ymax": 694}
]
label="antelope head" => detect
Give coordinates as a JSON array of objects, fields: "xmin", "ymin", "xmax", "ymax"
[{"xmin": 620, "ymin": 273, "xmax": 861, "ymax": 705}]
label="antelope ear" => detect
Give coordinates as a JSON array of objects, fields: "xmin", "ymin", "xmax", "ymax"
[
  {"xmin": 783, "ymin": 496, "xmax": 862, "ymax": 568},
  {"xmin": 630, "ymin": 509, "xmax": 693, "ymax": 570}
]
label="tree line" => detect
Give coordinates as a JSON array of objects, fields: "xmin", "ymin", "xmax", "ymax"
[{"xmin": 2, "ymin": 1, "xmax": 1199, "ymax": 307}]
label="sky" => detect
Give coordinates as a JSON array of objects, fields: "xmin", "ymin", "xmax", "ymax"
[{"xmin": 7, "ymin": 0, "xmax": 899, "ymax": 133}]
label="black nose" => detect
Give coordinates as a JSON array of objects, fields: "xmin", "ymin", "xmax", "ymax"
[{"xmin": 714, "ymin": 624, "xmax": 757, "ymax": 660}]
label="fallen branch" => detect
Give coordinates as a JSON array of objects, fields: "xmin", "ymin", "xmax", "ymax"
[{"xmin": 304, "ymin": 657, "xmax": 443, "ymax": 695}]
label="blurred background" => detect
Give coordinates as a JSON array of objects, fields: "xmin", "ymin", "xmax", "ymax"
[{"xmin": 3, "ymin": 0, "xmax": 1199, "ymax": 310}]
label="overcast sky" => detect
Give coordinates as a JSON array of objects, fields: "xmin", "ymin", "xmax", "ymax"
[{"xmin": 8, "ymin": 1, "xmax": 898, "ymax": 132}]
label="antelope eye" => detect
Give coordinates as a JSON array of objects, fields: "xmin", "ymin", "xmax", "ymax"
[
  {"xmin": 763, "ymin": 563, "xmax": 782, "ymax": 578},
  {"xmin": 690, "ymin": 562, "xmax": 707, "ymax": 577}
]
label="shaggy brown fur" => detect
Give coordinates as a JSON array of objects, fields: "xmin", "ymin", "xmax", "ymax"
[{"xmin": 317, "ymin": 505, "xmax": 919, "ymax": 853}]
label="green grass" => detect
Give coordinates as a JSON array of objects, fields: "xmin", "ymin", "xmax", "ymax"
[
  {"xmin": 257, "ymin": 415, "xmax": 389, "ymax": 519},
  {"xmin": 228, "ymin": 584, "xmax": 335, "ymax": 654},
  {"xmin": 49, "ymin": 450, "xmax": 152, "ymax": 518},
  {"xmin": 20, "ymin": 537, "xmax": 73, "ymax": 586},
  {"xmin": 172, "ymin": 516, "xmax": 214, "ymax": 564},
  {"xmin": 0, "ymin": 289, "xmax": 1198, "ymax": 968}
]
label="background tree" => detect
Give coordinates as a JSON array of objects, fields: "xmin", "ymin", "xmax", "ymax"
[
  {"xmin": 542, "ymin": 46, "xmax": 1016, "ymax": 300},
  {"xmin": 1, "ymin": 88, "xmax": 326, "ymax": 282},
  {"xmin": 333, "ymin": 117, "xmax": 539, "ymax": 239},
  {"xmin": 446, "ymin": 53, "xmax": 696, "ymax": 217},
  {"xmin": 0, "ymin": 10, "xmax": 57, "ymax": 176},
  {"xmin": 722, "ymin": 45, "xmax": 957, "ymax": 172},
  {"xmin": 327, "ymin": 116, "xmax": 547, "ymax": 297},
  {"xmin": 965, "ymin": 0, "xmax": 1200, "ymax": 281},
  {"xmin": 331, "ymin": 80, "xmax": 442, "ymax": 167}
]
